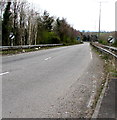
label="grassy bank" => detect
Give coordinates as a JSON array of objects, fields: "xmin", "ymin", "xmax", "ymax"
[{"xmin": 1, "ymin": 42, "xmax": 82, "ymax": 56}]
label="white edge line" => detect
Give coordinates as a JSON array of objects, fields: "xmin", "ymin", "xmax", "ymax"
[
  {"xmin": 91, "ymin": 73, "xmax": 109, "ymax": 118},
  {"xmin": 90, "ymin": 52, "xmax": 93, "ymax": 60},
  {"xmin": 0, "ymin": 72, "xmax": 9, "ymax": 76},
  {"xmin": 87, "ymin": 93, "xmax": 95, "ymax": 108}
]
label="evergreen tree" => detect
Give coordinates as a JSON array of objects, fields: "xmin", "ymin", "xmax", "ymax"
[
  {"xmin": 2, "ymin": 2, "xmax": 12, "ymax": 46},
  {"xmin": 42, "ymin": 11, "xmax": 54, "ymax": 31}
]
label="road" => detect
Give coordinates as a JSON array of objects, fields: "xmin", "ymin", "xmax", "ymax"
[{"xmin": 2, "ymin": 42, "xmax": 105, "ymax": 118}]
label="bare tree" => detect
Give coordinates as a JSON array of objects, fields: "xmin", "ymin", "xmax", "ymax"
[
  {"xmin": 18, "ymin": 1, "xmax": 27, "ymax": 45},
  {"xmin": 0, "ymin": 0, "xmax": 6, "ymax": 19}
]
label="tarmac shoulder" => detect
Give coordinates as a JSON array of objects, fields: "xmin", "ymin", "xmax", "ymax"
[{"xmin": 97, "ymin": 78, "xmax": 116, "ymax": 119}]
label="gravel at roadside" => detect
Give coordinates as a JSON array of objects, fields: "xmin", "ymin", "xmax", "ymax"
[{"xmin": 46, "ymin": 48, "xmax": 106, "ymax": 118}]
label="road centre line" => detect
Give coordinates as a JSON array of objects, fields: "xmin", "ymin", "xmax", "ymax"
[
  {"xmin": 44, "ymin": 57, "xmax": 51, "ymax": 61},
  {"xmin": 0, "ymin": 72, "xmax": 9, "ymax": 76}
]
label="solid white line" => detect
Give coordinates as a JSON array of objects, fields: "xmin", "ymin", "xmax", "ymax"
[
  {"xmin": 87, "ymin": 92, "xmax": 95, "ymax": 108},
  {"xmin": 92, "ymin": 74, "xmax": 109, "ymax": 118},
  {"xmin": 0, "ymin": 72, "xmax": 9, "ymax": 76},
  {"xmin": 90, "ymin": 52, "xmax": 93, "ymax": 60},
  {"xmin": 44, "ymin": 57, "xmax": 51, "ymax": 61}
]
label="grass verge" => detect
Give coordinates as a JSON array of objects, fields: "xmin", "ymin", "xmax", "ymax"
[
  {"xmin": 1, "ymin": 45, "xmax": 63, "ymax": 55},
  {"xmin": 1, "ymin": 43, "xmax": 83, "ymax": 56}
]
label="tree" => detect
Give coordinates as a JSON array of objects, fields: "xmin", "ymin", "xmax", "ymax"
[
  {"xmin": 0, "ymin": 0, "xmax": 6, "ymax": 19},
  {"xmin": 36, "ymin": 10, "xmax": 55, "ymax": 44},
  {"xmin": 42, "ymin": 11, "xmax": 54, "ymax": 31},
  {"xmin": 2, "ymin": 2, "xmax": 13, "ymax": 46},
  {"xmin": 1, "ymin": 1, "xmax": 81, "ymax": 46},
  {"xmin": 54, "ymin": 18, "xmax": 80, "ymax": 44},
  {"xmin": 11, "ymin": 0, "xmax": 20, "ymax": 45}
]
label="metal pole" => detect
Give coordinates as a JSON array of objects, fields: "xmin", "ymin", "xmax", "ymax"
[{"xmin": 98, "ymin": 2, "xmax": 101, "ymax": 40}]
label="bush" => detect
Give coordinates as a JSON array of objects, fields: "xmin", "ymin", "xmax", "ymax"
[
  {"xmin": 40, "ymin": 31, "xmax": 60, "ymax": 44},
  {"xmin": 48, "ymin": 32, "xmax": 60, "ymax": 44},
  {"xmin": 112, "ymin": 39, "xmax": 117, "ymax": 47},
  {"xmin": 98, "ymin": 39, "xmax": 108, "ymax": 45}
]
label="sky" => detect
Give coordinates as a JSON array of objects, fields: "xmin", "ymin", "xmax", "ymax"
[{"xmin": 27, "ymin": 0, "xmax": 116, "ymax": 32}]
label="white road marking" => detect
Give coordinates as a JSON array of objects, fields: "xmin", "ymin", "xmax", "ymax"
[
  {"xmin": 87, "ymin": 92, "xmax": 95, "ymax": 108},
  {"xmin": 44, "ymin": 57, "xmax": 51, "ymax": 61},
  {"xmin": 0, "ymin": 72, "xmax": 9, "ymax": 76},
  {"xmin": 90, "ymin": 52, "xmax": 93, "ymax": 60},
  {"xmin": 92, "ymin": 74, "xmax": 109, "ymax": 118}
]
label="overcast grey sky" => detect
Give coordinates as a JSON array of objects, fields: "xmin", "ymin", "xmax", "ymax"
[{"xmin": 27, "ymin": 0, "xmax": 116, "ymax": 32}]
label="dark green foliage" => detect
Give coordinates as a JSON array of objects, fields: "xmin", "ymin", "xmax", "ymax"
[
  {"xmin": 2, "ymin": 2, "xmax": 12, "ymax": 46},
  {"xmin": 82, "ymin": 35, "xmax": 91, "ymax": 42},
  {"xmin": 42, "ymin": 11, "xmax": 54, "ymax": 31},
  {"xmin": 54, "ymin": 18, "xmax": 80, "ymax": 44}
]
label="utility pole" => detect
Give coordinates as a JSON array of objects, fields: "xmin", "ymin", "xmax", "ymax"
[
  {"xmin": 98, "ymin": 2, "xmax": 101, "ymax": 41},
  {"xmin": 98, "ymin": 1, "xmax": 108, "ymax": 41}
]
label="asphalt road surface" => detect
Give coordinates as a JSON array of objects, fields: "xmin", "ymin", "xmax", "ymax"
[{"xmin": 2, "ymin": 42, "xmax": 105, "ymax": 118}]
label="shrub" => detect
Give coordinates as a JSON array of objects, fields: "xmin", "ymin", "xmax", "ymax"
[
  {"xmin": 40, "ymin": 31, "xmax": 60, "ymax": 44},
  {"xmin": 48, "ymin": 32, "xmax": 60, "ymax": 44},
  {"xmin": 98, "ymin": 39, "xmax": 108, "ymax": 45}
]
